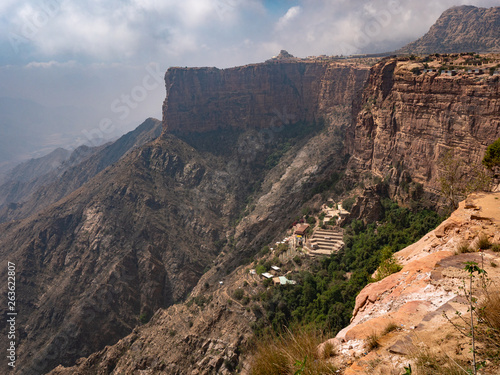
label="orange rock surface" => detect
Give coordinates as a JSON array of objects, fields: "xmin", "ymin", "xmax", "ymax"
[{"xmin": 331, "ymin": 192, "xmax": 500, "ymax": 374}]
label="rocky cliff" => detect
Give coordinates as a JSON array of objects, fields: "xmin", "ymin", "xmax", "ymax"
[
  {"xmin": 328, "ymin": 192, "xmax": 500, "ymax": 374},
  {"xmin": 45, "ymin": 56, "xmax": 500, "ymax": 375},
  {"xmin": 347, "ymin": 57, "xmax": 500, "ymax": 203},
  {"xmin": 162, "ymin": 61, "xmax": 368, "ymax": 135},
  {"xmin": 398, "ymin": 6, "xmax": 500, "ymax": 54}
]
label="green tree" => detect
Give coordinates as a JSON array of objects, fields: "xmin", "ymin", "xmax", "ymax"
[{"xmin": 482, "ymin": 137, "xmax": 500, "ymax": 169}]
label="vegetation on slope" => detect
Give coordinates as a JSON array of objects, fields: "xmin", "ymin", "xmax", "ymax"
[
  {"xmin": 251, "ymin": 199, "xmax": 444, "ymax": 337},
  {"xmin": 483, "ymin": 137, "xmax": 500, "ymax": 169}
]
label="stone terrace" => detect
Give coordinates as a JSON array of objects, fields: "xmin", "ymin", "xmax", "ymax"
[{"xmin": 307, "ymin": 228, "xmax": 344, "ymax": 256}]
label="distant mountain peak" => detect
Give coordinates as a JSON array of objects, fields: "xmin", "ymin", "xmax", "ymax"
[{"xmin": 398, "ymin": 5, "xmax": 500, "ymax": 54}]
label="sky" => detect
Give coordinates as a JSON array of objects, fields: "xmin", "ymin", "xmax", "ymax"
[{"xmin": 0, "ymin": 0, "xmax": 498, "ymax": 167}]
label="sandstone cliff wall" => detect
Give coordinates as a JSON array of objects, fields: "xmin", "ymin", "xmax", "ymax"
[
  {"xmin": 347, "ymin": 58, "xmax": 500, "ymax": 195},
  {"xmin": 162, "ymin": 61, "xmax": 369, "ymax": 134},
  {"xmin": 329, "ymin": 192, "xmax": 500, "ymax": 374}
]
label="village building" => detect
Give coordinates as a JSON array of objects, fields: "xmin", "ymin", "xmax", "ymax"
[
  {"xmin": 294, "ymin": 223, "xmax": 310, "ymax": 236},
  {"xmin": 441, "ymin": 70, "xmax": 457, "ymax": 76},
  {"xmin": 467, "ymin": 68, "xmax": 484, "ymax": 75},
  {"xmin": 272, "ymin": 276, "xmax": 297, "ymax": 285}
]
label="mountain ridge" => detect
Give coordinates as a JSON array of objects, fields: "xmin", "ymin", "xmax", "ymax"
[
  {"xmin": 398, "ymin": 5, "xmax": 500, "ymax": 54},
  {"xmin": 0, "ymin": 117, "xmax": 162, "ymax": 224}
]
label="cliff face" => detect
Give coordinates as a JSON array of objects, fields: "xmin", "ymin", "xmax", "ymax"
[
  {"xmin": 347, "ymin": 58, "xmax": 500, "ymax": 198},
  {"xmin": 329, "ymin": 192, "xmax": 500, "ymax": 374},
  {"xmin": 162, "ymin": 61, "xmax": 368, "ymax": 134},
  {"xmin": 398, "ymin": 5, "xmax": 500, "ymax": 54}
]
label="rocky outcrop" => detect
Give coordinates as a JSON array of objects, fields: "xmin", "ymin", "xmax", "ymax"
[
  {"xmin": 49, "ymin": 267, "xmax": 257, "ymax": 375},
  {"xmin": 162, "ymin": 61, "xmax": 369, "ymax": 134},
  {"xmin": 398, "ymin": 6, "xmax": 500, "ymax": 54},
  {"xmin": 329, "ymin": 192, "xmax": 500, "ymax": 374},
  {"xmin": 347, "ymin": 58, "xmax": 500, "ymax": 202}
]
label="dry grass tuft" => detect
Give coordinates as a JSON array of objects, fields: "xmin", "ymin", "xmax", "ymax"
[
  {"xmin": 477, "ymin": 288, "xmax": 500, "ymax": 352},
  {"xmin": 477, "ymin": 233, "xmax": 492, "ymax": 250},
  {"xmin": 250, "ymin": 328, "xmax": 337, "ymax": 375},
  {"xmin": 383, "ymin": 321, "xmax": 400, "ymax": 335},
  {"xmin": 365, "ymin": 332, "xmax": 380, "ymax": 351},
  {"xmin": 320, "ymin": 340, "xmax": 336, "ymax": 360},
  {"xmin": 456, "ymin": 240, "xmax": 474, "ymax": 254},
  {"xmin": 410, "ymin": 345, "xmax": 468, "ymax": 375}
]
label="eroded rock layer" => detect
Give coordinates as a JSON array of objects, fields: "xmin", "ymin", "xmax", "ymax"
[{"xmin": 348, "ymin": 58, "xmax": 500, "ymax": 196}]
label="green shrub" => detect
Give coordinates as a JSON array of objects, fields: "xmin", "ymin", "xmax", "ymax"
[
  {"xmin": 306, "ymin": 216, "xmax": 317, "ymax": 225},
  {"xmin": 293, "ymin": 255, "xmax": 302, "ymax": 266},
  {"xmin": 260, "ymin": 246, "xmax": 270, "ymax": 256},
  {"xmin": 342, "ymin": 197, "xmax": 356, "ymax": 211},
  {"xmin": 233, "ymin": 289, "xmax": 245, "ymax": 300},
  {"xmin": 483, "ymin": 137, "xmax": 500, "ymax": 169},
  {"xmin": 372, "ymin": 255, "xmax": 402, "ymax": 282},
  {"xmin": 139, "ymin": 313, "xmax": 150, "ymax": 324},
  {"xmin": 255, "ymin": 264, "xmax": 266, "ymax": 275}
]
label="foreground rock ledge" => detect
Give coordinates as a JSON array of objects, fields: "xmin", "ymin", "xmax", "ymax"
[{"xmin": 327, "ymin": 191, "xmax": 500, "ymax": 374}]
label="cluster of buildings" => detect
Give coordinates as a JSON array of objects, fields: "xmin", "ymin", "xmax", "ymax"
[
  {"xmin": 421, "ymin": 68, "xmax": 499, "ymax": 77},
  {"xmin": 249, "ymin": 265, "xmax": 297, "ymax": 285}
]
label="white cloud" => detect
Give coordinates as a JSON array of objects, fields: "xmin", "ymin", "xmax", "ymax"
[{"xmin": 2, "ymin": 0, "xmax": 500, "ymax": 67}]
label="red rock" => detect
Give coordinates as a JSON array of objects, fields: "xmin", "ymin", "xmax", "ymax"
[{"xmin": 162, "ymin": 62, "xmax": 369, "ymax": 134}]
